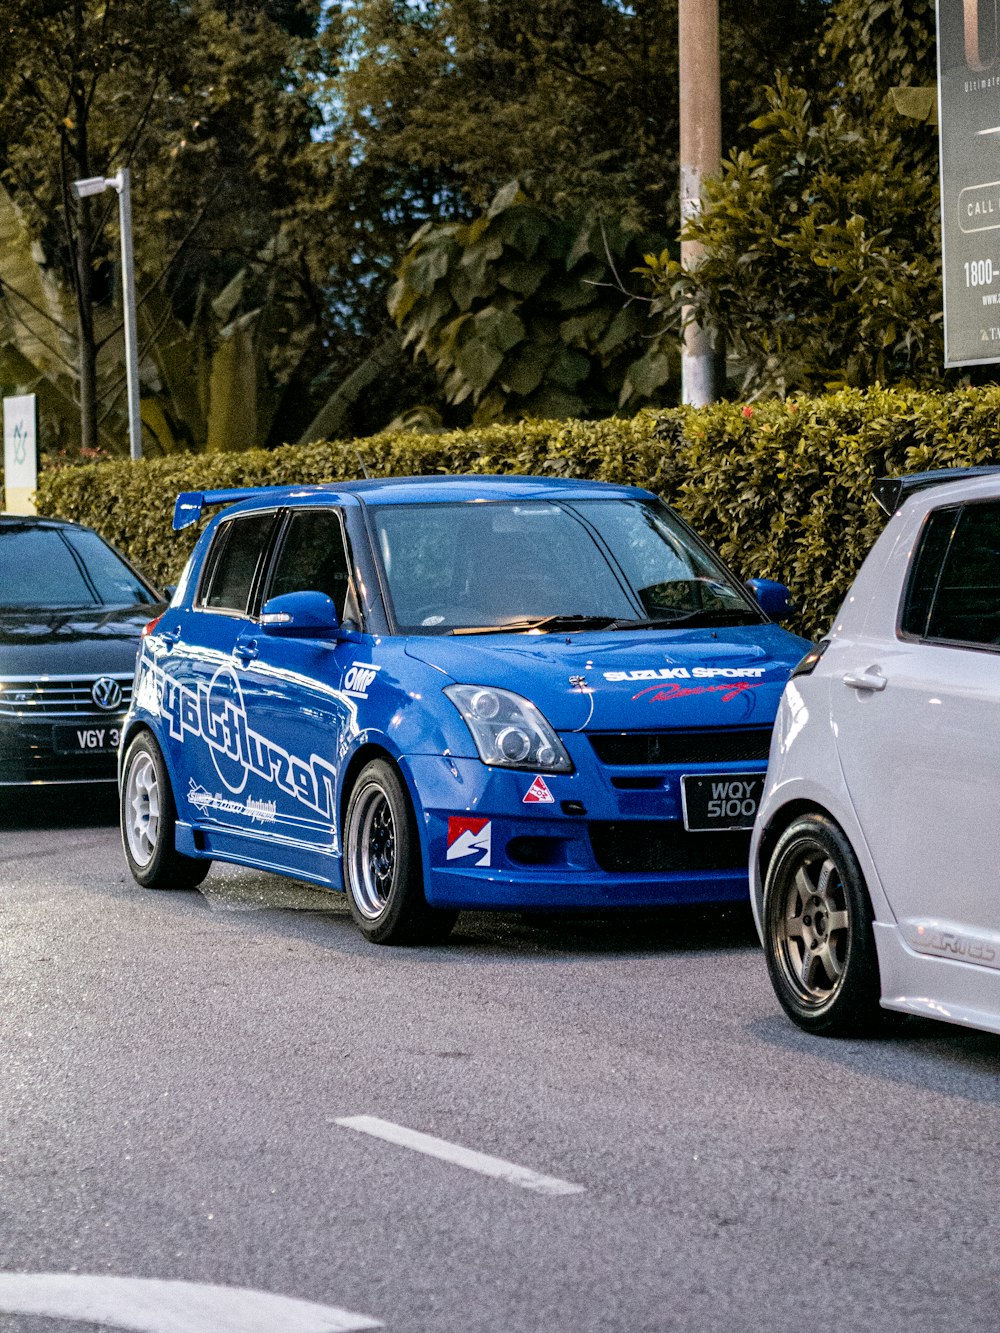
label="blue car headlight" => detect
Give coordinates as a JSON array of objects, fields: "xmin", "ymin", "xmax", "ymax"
[{"xmin": 444, "ymin": 685, "xmax": 573, "ymax": 773}]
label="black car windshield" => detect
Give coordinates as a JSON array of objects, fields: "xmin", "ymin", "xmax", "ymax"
[
  {"xmin": 0, "ymin": 526, "xmax": 156, "ymax": 610},
  {"xmin": 371, "ymin": 498, "xmax": 762, "ymax": 633}
]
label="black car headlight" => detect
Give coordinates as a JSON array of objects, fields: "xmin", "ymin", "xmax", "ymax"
[{"xmin": 444, "ymin": 685, "xmax": 573, "ymax": 773}]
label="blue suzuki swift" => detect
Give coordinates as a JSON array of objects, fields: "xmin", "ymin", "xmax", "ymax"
[{"xmin": 119, "ymin": 476, "xmax": 808, "ymax": 942}]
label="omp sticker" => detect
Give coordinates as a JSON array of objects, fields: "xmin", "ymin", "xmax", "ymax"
[
  {"xmin": 446, "ymin": 816, "xmax": 492, "ymax": 867},
  {"xmin": 523, "ymin": 775, "xmax": 554, "ymax": 804},
  {"xmin": 344, "ymin": 662, "xmax": 381, "ymax": 699},
  {"xmin": 138, "ymin": 660, "xmax": 337, "ymax": 820}
]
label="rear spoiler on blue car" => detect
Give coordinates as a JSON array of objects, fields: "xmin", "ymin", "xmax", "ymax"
[
  {"xmin": 873, "ymin": 466, "xmax": 1000, "ymax": 517},
  {"xmin": 172, "ymin": 487, "xmax": 293, "ymax": 531}
]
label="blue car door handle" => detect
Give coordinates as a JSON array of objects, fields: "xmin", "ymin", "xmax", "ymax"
[
  {"xmin": 160, "ymin": 625, "xmax": 181, "ymax": 650},
  {"xmin": 843, "ymin": 668, "xmax": 887, "ymax": 692},
  {"xmin": 234, "ymin": 637, "xmax": 259, "ymax": 664}
]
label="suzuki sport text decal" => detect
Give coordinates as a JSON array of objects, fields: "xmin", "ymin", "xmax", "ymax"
[
  {"xmin": 603, "ymin": 665, "xmax": 767, "ymax": 705},
  {"xmin": 603, "ymin": 667, "xmax": 767, "ymax": 682},
  {"xmin": 446, "ymin": 816, "xmax": 492, "ymax": 867},
  {"xmin": 136, "ymin": 660, "xmax": 337, "ymax": 819}
]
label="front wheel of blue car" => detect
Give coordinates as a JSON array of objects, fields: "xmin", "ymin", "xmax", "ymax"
[{"xmin": 344, "ymin": 758, "xmax": 457, "ymax": 945}]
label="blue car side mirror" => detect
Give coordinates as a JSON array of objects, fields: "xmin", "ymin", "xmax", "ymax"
[
  {"xmin": 746, "ymin": 578, "xmax": 794, "ymax": 623},
  {"xmin": 260, "ymin": 590, "xmax": 341, "ymax": 638}
]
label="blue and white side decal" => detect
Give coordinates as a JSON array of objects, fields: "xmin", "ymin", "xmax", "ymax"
[{"xmin": 136, "ymin": 659, "xmax": 338, "ymax": 831}]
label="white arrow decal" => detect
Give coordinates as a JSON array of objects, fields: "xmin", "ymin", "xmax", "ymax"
[{"xmin": 0, "ymin": 1274, "xmax": 381, "ymax": 1333}]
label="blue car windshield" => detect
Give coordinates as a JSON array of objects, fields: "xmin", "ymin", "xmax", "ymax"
[
  {"xmin": 0, "ymin": 526, "xmax": 156, "ymax": 609},
  {"xmin": 371, "ymin": 498, "xmax": 761, "ymax": 633}
]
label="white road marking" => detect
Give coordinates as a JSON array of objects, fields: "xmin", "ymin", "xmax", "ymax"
[
  {"xmin": 336, "ymin": 1115, "xmax": 585, "ymax": 1196},
  {"xmin": 0, "ymin": 1274, "xmax": 381, "ymax": 1333}
]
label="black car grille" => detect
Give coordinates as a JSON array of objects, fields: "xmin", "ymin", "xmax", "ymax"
[
  {"xmin": 589, "ymin": 728, "xmax": 772, "ymax": 768},
  {"xmin": 0, "ymin": 674, "xmax": 133, "ymax": 718},
  {"xmin": 589, "ymin": 821, "xmax": 752, "ymax": 873}
]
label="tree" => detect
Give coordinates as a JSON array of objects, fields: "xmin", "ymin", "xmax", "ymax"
[
  {"xmin": 391, "ymin": 183, "xmax": 674, "ymax": 420},
  {"xmin": 339, "ymin": 0, "xmax": 827, "ymax": 232},
  {"xmin": 646, "ymin": 0, "xmax": 942, "ymax": 396},
  {"xmin": 0, "ymin": 1, "xmax": 344, "ymax": 453},
  {"xmin": 331, "ymin": 0, "xmax": 827, "ymax": 421},
  {"xmin": 0, "ymin": 0, "xmax": 839, "ymax": 448}
]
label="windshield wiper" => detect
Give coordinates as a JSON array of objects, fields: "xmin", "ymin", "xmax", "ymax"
[
  {"xmin": 450, "ymin": 614, "xmax": 619, "ymax": 636},
  {"xmin": 449, "ymin": 608, "xmax": 762, "ymax": 635},
  {"xmin": 607, "ymin": 609, "xmax": 762, "ymax": 630}
]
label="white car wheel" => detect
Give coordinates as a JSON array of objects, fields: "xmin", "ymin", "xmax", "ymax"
[{"xmin": 763, "ymin": 813, "xmax": 889, "ymax": 1037}]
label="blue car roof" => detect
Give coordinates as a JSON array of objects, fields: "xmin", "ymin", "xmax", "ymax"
[{"xmin": 172, "ymin": 475, "xmax": 653, "ymax": 530}]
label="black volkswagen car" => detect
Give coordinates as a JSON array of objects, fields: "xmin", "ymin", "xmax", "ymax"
[{"xmin": 0, "ymin": 515, "xmax": 163, "ymax": 787}]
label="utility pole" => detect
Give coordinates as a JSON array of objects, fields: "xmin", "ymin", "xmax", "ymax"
[
  {"xmin": 72, "ymin": 169, "xmax": 142, "ymax": 461},
  {"xmin": 679, "ymin": 0, "xmax": 724, "ymax": 406}
]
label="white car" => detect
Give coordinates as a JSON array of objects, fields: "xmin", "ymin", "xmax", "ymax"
[{"xmin": 751, "ymin": 466, "xmax": 1000, "ymax": 1037}]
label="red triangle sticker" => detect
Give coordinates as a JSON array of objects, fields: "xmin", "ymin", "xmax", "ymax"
[{"xmin": 523, "ymin": 775, "xmax": 555, "ymax": 804}]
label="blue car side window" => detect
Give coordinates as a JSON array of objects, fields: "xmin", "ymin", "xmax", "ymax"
[
  {"xmin": 200, "ymin": 512, "xmax": 277, "ymax": 614},
  {"xmin": 267, "ymin": 508, "xmax": 357, "ymax": 624}
]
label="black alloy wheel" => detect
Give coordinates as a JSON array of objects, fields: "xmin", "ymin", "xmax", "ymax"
[{"xmin": 344, "ymin": 757, "xmax": 457, "ymax": 945}]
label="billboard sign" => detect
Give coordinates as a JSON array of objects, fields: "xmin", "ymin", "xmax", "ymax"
[
  {"xmin": 937, "ymin": 1, "xmax": 1000, "ymax": 365},
  {"xmin": 3, "ymin": 394, "xmax": 37, "ymax": 514}
]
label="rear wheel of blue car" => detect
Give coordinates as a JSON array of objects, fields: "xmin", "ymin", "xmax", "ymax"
[
  {"xmin": 344, "ymin": 758, "xmax": 457, "ymax": 945},
  {"xmin": 763, "ymin": 813, "xmax": 888, "ymax": 1037},
  {"xmin": 120, "ymin": 732, "xmax": 211, "ymax": 891}
]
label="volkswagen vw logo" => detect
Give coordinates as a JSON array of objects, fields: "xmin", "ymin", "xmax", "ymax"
[{"xmin": 91, "ymin": 677, "xmax": 123, "ymax": 711}]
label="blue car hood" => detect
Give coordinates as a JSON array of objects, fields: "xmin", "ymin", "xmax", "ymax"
[{"xmin": 405, "ymin": 624, "xmax": 808, "ymax": 732}]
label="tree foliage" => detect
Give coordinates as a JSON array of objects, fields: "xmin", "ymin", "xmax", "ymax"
[
  {"xmin": 0, "ymin": 0, "xmax": 345, "ymax": 452},
  {"xmin": 337, "ymin": 0, "xmax": 827, "ymax": 421},
  {"xmin": 339, "ymin": 0, "xmax": 827, "ymax": 233},
  {"xmin": 0, "ymin": 0, "xmax": 839, "ymax": 445},
  {"xmin": 353, "ymin": 0, "xmax": 826, "ymax": 420},
  {"xmin": 390, "ymin": 184, "xmax": 673, "ymax": 420},
  {"xmin": 646, "ymin": 0, "xmax": 942, "ymax": 396}
]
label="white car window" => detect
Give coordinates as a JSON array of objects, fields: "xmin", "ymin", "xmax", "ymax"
[{"xmin": 903, "ymin": 500, "xmax": 1000, "ymax": 648}]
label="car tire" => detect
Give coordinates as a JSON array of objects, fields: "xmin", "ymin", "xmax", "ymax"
[
  {"xmin": 344, "ymin": 758, "xmax": 457, "ymax": 945},
  {"xmin": 120, "ymin": 731, "xmax": 211, "ymax": 890},
  {"xmin": 762, "ymin": 812, "xmax": 888, "ymax": 1037}
]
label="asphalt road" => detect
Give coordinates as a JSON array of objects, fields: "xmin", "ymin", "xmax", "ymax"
[{"xmin": 1, "ymin": 789, "xmax": 998, "ymax": 1333}]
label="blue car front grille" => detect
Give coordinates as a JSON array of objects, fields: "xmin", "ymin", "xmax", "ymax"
[
  {"xmin": 588, "ymin": 728, "xmax": 772, "ymax": 768},
  {"xmin": 589, "ymin": 821, "xmax": 752, "ymax": 873}
]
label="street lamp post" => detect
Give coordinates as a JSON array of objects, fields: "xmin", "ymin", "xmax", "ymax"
[{"xmin": 71, "ymin": 169, "xmax": 142, "ymax": 461}]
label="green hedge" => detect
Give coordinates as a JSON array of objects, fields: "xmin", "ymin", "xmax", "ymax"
[{"xmin": 35, "ymin": 386, "xmax": 1000, "ymax": 638}]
